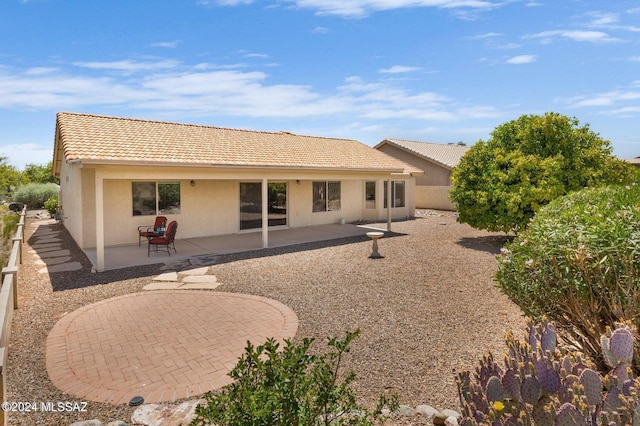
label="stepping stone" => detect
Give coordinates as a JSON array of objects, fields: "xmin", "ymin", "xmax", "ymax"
[
  {"xmin": 160, "ymin": 259, "xmax": 192, "ymax": 271},
  {"xmin": 40, "ymin": 249, "xmax": 71, "ymax": 258},
  {"xmin": 143, "ymin": 282, "xmax": 181, "ymax": 291},
  {"xmin": 29, "ymin": 245, "xmax": 63, "ymax": 254},
  {"xmin": 189, "ymin": 255, "xmax": 219, "ymax": 266},
  {"xmin": 182, "ymin": 275, "xmax": 217, "ymax": 284},
  {"xmin": 38, "ymin": 262, "xmax": 82, "ymax": 274},
  {"xmin": 180, "ymin": 283, "xmax": 221, "ymax": 290},
  {"xmin": 152, "ymin": 272, "xmax": 179, "ymax": 282},
  {"xmin": 33, "ymin": 238, "xmax": 61, "ymax": 244},
  {"xmin": 178, "ymin": 266, "xmax": 210, "ymax": 276},
  {"xmin": 35, "ymin": 256, "xmax": 72, "ymax": 266}
]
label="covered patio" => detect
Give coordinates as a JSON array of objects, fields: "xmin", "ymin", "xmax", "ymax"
[{"xmin": 83, "ymin": 223, "xmax": 389, "ymax": 271}]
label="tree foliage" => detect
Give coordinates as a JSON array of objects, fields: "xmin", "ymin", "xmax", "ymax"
[
  {"xmin": 22, "ymin": 161, "xmax": 57, "ymax": 184},
  {"xmin": 450, "ymin": 112, "xmax": 636, "ymax": 233},
  {"xmin": 0, "ymin": 155, "xmax": 21, "ymax": 202}
]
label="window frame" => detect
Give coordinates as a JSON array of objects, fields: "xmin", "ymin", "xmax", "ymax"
[
  {"xmin": 312, "ymin": 181, "xmax": 341, "ymax": 213},
  {"xmin": 132, "ymin": 181, "xmax": 181, "ymax": 216},
  {"xmin": 383, "ymin": 180, "xmax": 406, "ymax": 209},
  {"xmin": 365, "ymin": 181, "xmax": 376, "ymax": 209}
]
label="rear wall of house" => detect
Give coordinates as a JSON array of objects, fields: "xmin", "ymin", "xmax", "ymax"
[{"xmin": 74, "ymin": 165, "xmax": 416, "ymax": 248}]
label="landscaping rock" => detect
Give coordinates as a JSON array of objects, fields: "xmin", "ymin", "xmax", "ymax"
[
  {"xmin": 131, "ymin": 400, "xmax": 200, "ymax": 426},
  {"xmin": 68, "ymin": 420, "xmax": 103, "ymax": 426},
  {"xmin": 415, "ymin": 404, "xmax": 440, "ymax": 418}
]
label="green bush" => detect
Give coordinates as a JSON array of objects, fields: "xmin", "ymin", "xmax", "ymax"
[
  {"xmin": 0, "ymin": 206, "xmax": 19, "ymax": 267},
  {"xmin": 13, "ymin": 183, "xmax": 58, "ymax": 209},
  {"xmin": 495, "ymin": 184, "xmax": 640, "ymax": 373},
  {"xmin": 191, "ymin": 330, "xmax": 397, "ymax": 426},
  {"xmin": 44, "ymin": 195, "xmax": 58, "ymax": 217}
]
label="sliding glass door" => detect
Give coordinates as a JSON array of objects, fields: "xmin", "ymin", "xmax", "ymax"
[{"xmin": 239, "ymin": 182, "xmax": 287, "ymax": 230}]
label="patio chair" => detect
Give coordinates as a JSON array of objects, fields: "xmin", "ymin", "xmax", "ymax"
[
  {"xmin": 148, "ymin": 220, "xmax": 178, "ymax": 257},
  {"xmin": 138, "ymin": 216, "xmax": 167, "ymax": 246}
]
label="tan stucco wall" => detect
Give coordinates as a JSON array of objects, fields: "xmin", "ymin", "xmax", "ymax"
[
  {"xmin": 64, "ymin": 164, "xmax": 416, "ymax": 248},
  {"xmin": 415, "ymin": 186, "xmax": 456, "ymax": 211},
  {"xmin": 376, "ymin": 144, "xmax": 451, "ymax": 186},
  {"xmin": 57, "ymin": 160, "xmax": 85, "ymax": 246},
  {"xmin": 376, "ymin": 144, "xmax": 456, "ymax": 210}
]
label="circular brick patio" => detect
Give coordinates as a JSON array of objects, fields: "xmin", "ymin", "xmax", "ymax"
[{"xmin": 45, "ymin": 291, "xmax": 298, "ymax": 405}]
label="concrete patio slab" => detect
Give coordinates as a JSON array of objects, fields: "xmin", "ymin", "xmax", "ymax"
[{"xmin": 84, "ymin": 223, "xmax": 386, "ymax": 271}]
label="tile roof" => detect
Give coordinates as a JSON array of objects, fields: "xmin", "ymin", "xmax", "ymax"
[
  {"xmin": 375, "ymin": 138, "xmax": 470, "ymax": 169},
  {"xmin": 54, "ymin": 112, "xmax": 421, "ymax": 175}
]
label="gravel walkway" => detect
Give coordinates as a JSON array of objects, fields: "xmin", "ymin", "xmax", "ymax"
[{"xmin": 7, "ymin": 211, "xmax": 526, "ymax": 425}]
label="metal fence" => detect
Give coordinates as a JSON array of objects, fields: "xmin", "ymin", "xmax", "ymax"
[{"xmin": 0, "ymin": 206, "xmax": 25, "ymax": 426}]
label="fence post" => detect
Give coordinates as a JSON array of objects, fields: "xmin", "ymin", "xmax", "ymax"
[
  {"xmin": 0, "ymin": 268, "xmax": 17, "ymax": 310},
  {"xmin": 0, "ymin": 346, "xmax": 6, "ymax": 426}
]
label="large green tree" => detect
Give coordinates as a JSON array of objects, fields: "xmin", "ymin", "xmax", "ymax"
[
  {"xmin": 22, "ymin": 161, "xmax": 57, "ymax": 184},
  {"xmin": 0, "ymin": 155, "xmax": 21, "ymax": 201},
  {"xmin": 450, "ymin": 112, "xmax": 636, "ymax": 233}
]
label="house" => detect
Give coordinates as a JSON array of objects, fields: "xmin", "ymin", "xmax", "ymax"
[
  {"xmin": 626, "ymin": 157, "xmax": 640, "ymax": 168},
  {"xmin": 374, "ymin": 139, "xmax": 469, "ymax": 211},
  {"xmin": 52, "ymin": 112, "xmax": 422, "ymax": 271}
]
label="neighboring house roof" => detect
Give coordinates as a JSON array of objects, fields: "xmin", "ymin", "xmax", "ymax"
[
  {"xmin": 374, "ymin": 138, "xmax": 470, "ymax": 170},
  {"xmin": 53, "ymin": 112, "xmax": 421, "ymax": 176},
  {"xmin": 626, "ymin": 157, "xmax": 640, "ymax": 166}
]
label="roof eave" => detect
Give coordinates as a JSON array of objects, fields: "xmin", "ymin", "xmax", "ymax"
[{"xmin": 74, "ymin": 158, "xmax": 412, "ymax": 174}]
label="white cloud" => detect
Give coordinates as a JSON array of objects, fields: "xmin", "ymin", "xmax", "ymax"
[
  {"xmin": 196, "ymin": 0, "xmax": 254, "ymax": 5},
  {"xmin": 312, "ymin": 26, "xmax": 330, "ymax": 34},
  {"xmin": 2, "ymin": 143, "xmax": 53, "ymax": 171},
  {"xmin": 560, "ymin": 84, "xmax": 640, "ymax": 114},
  {"xmin": 150, "ymin": 41, "xmax": 179, "ymax": 48},
  {"xmin": 256, "ymin": 0, "xmax": 499, "ymax": 18},
  {"xmin": 526, "ymin": 30, "xmax": 622, "ymax": 43},
  {"xmin": 242, "ymin": 52, "xmax": 270, "ymax": 59},
  {"xmin": 73, "ymin": 59, "xmax": 181, "ymax": 72},
  {"xmin": 379, "ymin": 65, "xmax": 421, "ymax": 74},
  {"xmin": 506, "ymin": 54, "xmax": 537, "ymax": 64},
  {"xmin": 25, "ymin": 67, "xmax": 59, "ymax": 75},
  {"xmin": 0, "ymin": 63, "xmax": 503, "ymax": 125}
]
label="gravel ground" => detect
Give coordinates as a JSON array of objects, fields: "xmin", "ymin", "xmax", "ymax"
[{"xmin": 7, "ymin": 210, "xmax": 527, "ymax": 425}]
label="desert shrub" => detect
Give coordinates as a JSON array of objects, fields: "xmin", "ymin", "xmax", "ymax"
[
  {"xmin": 495, "ymin": 184, "xmax": 640, "ymax": 373},
  {"xmin": 0, "ymin": 206, "xmax": 19, "ymax": 267},
  {"xmin": 13, "ymin": 183, "xmax": 58, "ymax": 208},
  {"xmin": 457, "ymin": 319, "xmax": 640, "ymax": 425},
  {"xmin": 191, "ymin": 330, "xmax": 397, "ymax": 426},
  {"xmin": 44, "ymin": 195, "xmax": 58, "ymax": 217}
]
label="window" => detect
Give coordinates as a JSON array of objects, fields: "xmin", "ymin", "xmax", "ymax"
[
  {"xmin": 383, "ymin": 180, "xmax": 405, "ymax": 209},
  {"xmin": 313, "ymin": 181, "xmax": 341, "ymax": 212},
  {"xmin": 239, "ymin": 182, "xmax": 288, "ymax": 230},
  {"xmin": 132, "ymin": 182, "xmax": 181, "ymax": 216},
  {"xmin": 365, "ymin": 181, "xmax": 376, "ymax": 209}
]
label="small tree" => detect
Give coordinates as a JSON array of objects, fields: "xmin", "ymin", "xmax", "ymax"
[{"xmin": 450, "ymin": 113, "xmax": 636, "ymax": 233}]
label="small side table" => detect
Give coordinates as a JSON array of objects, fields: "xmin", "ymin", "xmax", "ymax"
[{"xmin": 366, "ymin": 231, "xmax": 385, "ymax": 259}]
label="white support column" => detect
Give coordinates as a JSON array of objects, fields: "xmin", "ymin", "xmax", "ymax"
[
  {"xmin": 95, "ymin": 172, "xmax": 105, "ymax": 272},
  {"xmin": 386, "ymin": 178, "xmax": 392, "ymax": 232},
  {"xmin": 262, "ymin": 178, "xmax": 268, "ymax": 248}
]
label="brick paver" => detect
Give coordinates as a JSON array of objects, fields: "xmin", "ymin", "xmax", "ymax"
[{"xmin": 45, "ymin": 290, "xmax": 298, "ymax": 405}]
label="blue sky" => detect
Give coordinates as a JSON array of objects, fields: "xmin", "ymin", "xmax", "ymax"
[{"xmin": 1, "ymin": 0, "xmax": 639, "ymax": 170}]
